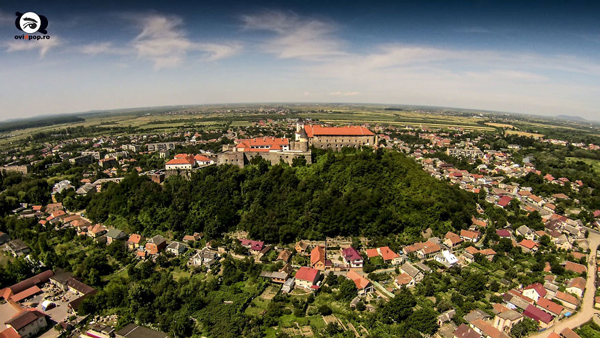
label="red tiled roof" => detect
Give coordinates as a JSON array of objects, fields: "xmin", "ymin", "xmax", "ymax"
[
  {"xmin": 365, "ymin": 248, "xmax": 379, "ymax": 258},
  {"xmin": 498, "ymin": 196, "xmax": 513, "ymax": 207},
  {"xmin": 6, "ymin": 309, "xmax": 46, "ymax": 331},
  {"xmin": 379, "ymin": 246, "xmax": 399, "ymax": 261},
  {"xmin": 496, "ymin": 229, "xmax": 511, "ymax": 238},
  {"xmin": 564, "ymin": 261, "xmax": 587, "ymax": 274},
  {"xmin": 537, "ymin": 297, "xmax": 563, "ymax": 315},
  {"xmin": 295, "ymin": 267, "xmax": 319, "ymax": 282},
  {"xmin": 519, "ymin": 239, "xmax": 538, "ymax": 249},
  {"xmin": 347, "ymin": 270, "xmax": 370, "ymax": 290},
  {"xmin": 523, "ymin": 304, "xmax": 553, "ymax": 324},
  {"xmin": 166, "ymin": 158, "xmax": 194, "ymax": 165},
  {"xmin": 304, "ymin": 125, "xmax": 374, "ymax": 137},
  {"xmin": 0, "ymin": 328, "xmax": 20, "ymax": 338},
  {"xmin": 311, "ymin": 246, "xmax": 326, "ymax": 266},
  {"xmin": 524, "ymin": 283, "xmax": 547, "ymax": 298},
  {"xmin": 395, "ymin": 273, "xmax": 413, "ymax": 286},
  {"xmin": 461, "ymin": 229, "xmax": 481, "ymax": 240},
  {"xmin": 555, "ymin": 291, "xmax": 580, "ymax": 306},
  {"xmin": 445, "ymin": 232, "xmax": 463, "ymax": 245},
  {"xmin": 127, "ymin": 234, "xmax": 142, "ymax": 244},
  {"xmin": 10, "ymin": 286, "xmax": 41, "ymax": 302}
]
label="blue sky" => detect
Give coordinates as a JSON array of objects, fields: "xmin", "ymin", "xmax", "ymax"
[{"xmin": 1, "ymin": 0, "xmax": 600, "ymax": 121}]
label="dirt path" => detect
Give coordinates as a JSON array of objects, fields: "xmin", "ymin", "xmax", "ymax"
[{"xmin": 530, "ymin": 229, "xmax": 600, "ymax": 337}]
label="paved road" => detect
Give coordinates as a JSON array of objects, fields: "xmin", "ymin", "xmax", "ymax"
[{"xmin": 531, "ymin": 229, "xmax": 600, "ymax": 337}]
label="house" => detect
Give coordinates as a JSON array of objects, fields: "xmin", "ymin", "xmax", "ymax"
[
  {"xmin": 88, "ymin": 224, "xmax": 107, "ymax": 238},
  {"xmin": 564, "ymin": 261, "xmax": 587, "ymax": 274},
  {"xmin": 561, "ymin": 328, "xmax": 581, "ymax": 338},
  {"xmin": 464, "ymin": 309, "xmax": 490, "ymax": 324},
  {"xmin": 67, "ymin": 277, "xmax": 96, "ymax": 296},
  {"xmin": 444, "ymin": 232, "xmax": 463, "ymax": 248},
  {"xmin": 182, "ymin": 233, "xmax": 202, "ymax": 242},
  {"xmin": 498, "ymin": 196, "xmax": 513, "ymax": 208},
  {"xmin": 259, "ymin": 271, "xmax": 289, "ymax": 284},
  {"xmin": 239, "ymin": 239, "xmax": 264, "ymax": 252},
  {"xmin": 127, "ymin": 234, "xmax": 144, "ymax": 250},
  {"xmin": 555, "ymin": 291, "xmax": 580, "ymax": 310},
  {"xmin": 522, "ymin": 283, "xmax": 547, "ymax": 302},
  {"xmin": 106, "ymin": 228, "xmax": 126, "ymax": 244},
  {"xmin": 295, "ymin": 241, "xmax": 310, "ymax": 255},
  {"xmin": 479, "ymin": 249, "xmax": 497, "ymax": 261},
  {"xmin": 399, "ymin": 262, "xmax": 423, "ymax": 285},
  {"xmin": 5, "ymin": 240, "xmax": 30, "ymax": 257},
  {"xmin": 311, "ymin": 246, "xmax": 326, "ymax": 270},
  {"xmin": 166, "ymin": 242, "xmax": 187, "ymax": 256},
  {"xmin": 437, "ymin": 309, "xmax": 456, "ymax": 327},
  {"xmin": 116, "ymin": 323, "xmax": 168, "ymax": 338},
  {"xmin": 460, "ymin": 230, "xmax": 481, "ymax": 243},
  {"xmin": 493, "ymin": 309, "xmax": 523, "ymax": 332},
  {"xmin": 0, "ymin": 231, "xmax": 10, "ymax": 245},
  {"xmin": 554, "ymin": 235, "xmax": 573, "ymax": 251},
  {"xmin": 566, "ymin": 277, "xmax": 586, "ymax": 298},
  {"xmin": 503, "ymin": 291, "xmax": 534, "ymax": 310},
  {"xmin": 341, "ymin": 247, "xmax": 364, "ymax": 268},
  {"xmin": 595, "ymin": 296, "xmax": 600, "ymax": 309},
  {"xmin": 379, "ymin": 246, "xmax": 403, "ymax": 264},
  {"xmin": 145, "ymin": 235, "xmax": 167, "ymax": 255},
  {"xmin": 4, "ymin": 309, "xmax": 47, "ymax": 338},
  {"xmin": 416, "ymin": 242, "xmax": 441, "ymax": 259},
  {"xmin": 518, "ymin": 239, "xmax": 538, "ymax": 253},
  {"xmin": 453, "ymin": 324, "xmax": 482, "ymax": 338},
  {"xmin": 470, "ymin": 319, "xmax": 510, "ymax": 338},
  {"xmin": 295, "ymin": 267, "xmax": 320, "ymax": 290},
  {"xmin": 281, "ymin": 278, "xmax": 295, "ymax": 293},
  {"xmin": 544, "ymin": 282, "xmax": 559, "ymax": 299},
  {"xmin": 536, "ymin": 297, "xmax": 563, "ymax": 317},
  {"xmin": 523, "ymin": 304, "xmax": 554, "ymax": 329},
  {"xmin": 190, "ymin": 248, "xmax": 219, "ymax": 268},
  {"xmin": 346, "ymin": 270, "xmax": 374, "ymax": 295},
  {"xmin": 516, "ymin": 225, "xmax": 535, "ymax": 240},
  {"xmin": 395, "ymin": 273, "xmax": 415, "ymax": 288},
  {"xmin": 277, "ymin": 249, "xmax": 292, "ymax": 263},
  {"xmin": 435, "ymin": 250, "xmax": 458, "ymax": 268}
]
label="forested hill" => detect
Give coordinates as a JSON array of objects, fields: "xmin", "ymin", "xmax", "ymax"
[{"xmin": 86, "ymin": 149, "xmax": 477, "ymax": 243}]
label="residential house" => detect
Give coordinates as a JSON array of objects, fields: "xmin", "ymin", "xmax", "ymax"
[
  {"xmin": 190, "ymin": 248, "xmax": 219, "ymax": 268},
  {"xmin": 0, "ymin": 231, "xmax": 10, "ymax": 245},
  {"xmin": 435, "ymin": 250, "xmax": 458, "ymax": 268},
  {"xmin": 561, "ymin": 328, "xmax": 581, "ymax": 338},
  {"xmin": 166, "ymin": 242, "xmax": 187, "ymax": 256},
  {"xmin": 519, "ymin": 239, "xmax": 538, "ymax": 253},
  {"xmin": 496, "ymin": 229, "xmax": 511, "ymax": 239},
  {"xmin": 88, "ymin": 224, "xmax": 107, "ymax": 238},
  {"xmin": 536, "ymin": 298, "xmax": 564, "ymax": 317},
  {"xmin": 417, "ymin": 242, "xmax": 442, "ymax": 259},
  {"xmin": 5, "ymin": 239, "xmax": 30, "ymax": 257},
  {"xmin": 564, "ymin": 261, "xmax": 587, "ymax": 275},
  {"xmin": 523, "ymin": 304, "xmax": 554, "ymax": 329},
  {"xmin": 277, "ymin": 249, "xmax": 292, "ymax": 263},
  {"xmin": 239, "ymin": 239, "xmax": 264, "ymax": 252},
  {"xmin": 311, "ymin": 245, "xmax": 326, "ymax": 270},
  {"xmin": 479, "ymin": 249, "xmax": 497, "ymax": 261},
  {"xmin": 399, "ymin": 262, "xmax": 424, "ymax": 285},
  {"xmin": 281, "ymin": 278, "xmax": 295, "ymax": 293},
  {"xmin": 516, "ymin": 225, "xmax": 535, "ymax": 240},
  {"xmin": 554, "ymin": 235, "xmax": 573, "ymax": 250},
  {"xmin": 145, "ymin": 235, "xmax": 167, "ymax": 255},
  {"xmin": 106, "ymin": 228, "xmax": 126, "ymax": 244},
  {"xmin": 470, "ymin": 319, "xmax": 510, "ymax": 338},
  {"xmin": 295, "ymin": 241, "xmax": 310, "ymax": 255},
  {"xmin": 395, "ymin": 272, "xmax": 415, "ymax": 288},
  {"xmin": 444, "ymin": 232, "xmax": 463, "ymax": 248},
  {"xmin": 259, "ymin": 271, "xmax": 289, "ymax": 284},
  {"xmin": 341, "ymin": 247, "xmax": 364, "ymax": 268},
  {"xmin": 346, "ymin": 270, "xmax": 374, "ymax": 295},
  {"xmin": 379, "ymin": 246, "xmax": 403, "ymax": 264},
  {"xmin": 566, "ymin": 277, "xmax": 586, "ymax": 298},
  {"xmin": 461, "ymin": 230, "xmax": 481, "ymax": 243},
  {"xmin": 522, "ymin": 283, "xmax": 547, "ymax": 302},
  {"xmin": 294, "ymin": 267, "xmax": 320, "ymax": 290},
  {"xmin": 437, "ymin": 309, "xmax": 456, "ymax": 327},
  {"xmin": 464, "ymin": 309, "xmax": 490, "ymax": 324},
  {"xmin": 544, "ymin": 282, "xmax": 559, "ymax": 299},
  {"xmin": 67, "ymin": 277, "xmax": 96, "ymax": 297},
  {"xmin": 182, "ymin": 233, "xmax": 202, "ymax": 242},
  {"xmin": 127, "ymin": 234, "xmax": 144, "ymax": 250},
  {"xmin": 555, "ymin": 291, "xmax": 580, "ymax": 310},
  {"xmin": 4, "ymin": 309, "xmax": 47, "ymax": 338},
  {"xmin": 493, "ymin": 309, "xmax": 523, "ymax": 332},
  {"xmin": 453, "ymin": 324, "xmax": 482, "ymax": 338}
]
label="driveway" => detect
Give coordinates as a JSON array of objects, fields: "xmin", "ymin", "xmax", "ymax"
[{"xmin": 531, "ymin": 228, "xmax": 600, "ymax": 337}]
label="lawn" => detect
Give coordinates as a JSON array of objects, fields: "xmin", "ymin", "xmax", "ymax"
[{"xmin": 0, "ymin": 251, "xmax": 14, "ymax": 267}]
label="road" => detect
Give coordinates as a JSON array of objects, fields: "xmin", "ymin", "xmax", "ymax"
[{"xmin": 531, "ymin": 228, "xmax": 600, "ymax": 337}]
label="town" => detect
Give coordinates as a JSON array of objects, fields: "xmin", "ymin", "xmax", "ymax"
[{"xmin": 1, "ymin": 107, "xmax": 600, "ymax": 338}]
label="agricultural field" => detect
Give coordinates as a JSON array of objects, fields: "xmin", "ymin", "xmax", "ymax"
[
  {"xmin": 505, "ymin": 129, "xmax": 545, "ymax": 138},
  {"xmin": 566, "ymin": 157, "xmax": 600, "ymax": 173}
]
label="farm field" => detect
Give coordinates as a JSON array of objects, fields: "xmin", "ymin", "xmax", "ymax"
[
  {"xmin": 505, "ymin": 129, "xmax": 545, "ymax": 138},
  {"xmin": 566, "ymin": 157, "xmax": 600, "ymax": 172}
]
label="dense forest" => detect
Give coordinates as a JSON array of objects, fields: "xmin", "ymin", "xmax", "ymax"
[{"xmin": 83, "ymin": 148, "xmax": 477, "ymax": 243}]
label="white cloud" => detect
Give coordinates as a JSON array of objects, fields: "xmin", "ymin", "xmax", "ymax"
[
  {"xmin": 329, "ymin": 91, "xmax": 359, "ymax": 96},
  {"xmin": 241, "ymin": 11, "xmax": 345, "ymax": 60},
  {"xmin": 80, "ymin": 42, "xmax": 130, "ymax": 55},
  {"xmin": 195, "ymin": 42, "xmax": 243, "ymax": 62},
  {"xmin": 6, "ymin": 36, "xmax": 61, "ymax": 57},
  {"xmin": 0, "ymin": 9, "xmax": 12, "ymax": 26}
]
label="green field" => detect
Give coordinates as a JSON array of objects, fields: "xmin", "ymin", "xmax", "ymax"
[{"xmin": 567, "ymin": 157, "xmax": 600, "ymax": 172}]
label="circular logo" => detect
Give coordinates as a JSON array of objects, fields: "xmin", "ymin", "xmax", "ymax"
[{"xmin": 19, "ymin": 12, "xmax": 41, "ymax": 34}]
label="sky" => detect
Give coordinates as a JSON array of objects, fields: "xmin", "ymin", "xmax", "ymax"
[{"xmin": 1, "ymin": 0, "xmax": 600, "ymax": 121}]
